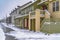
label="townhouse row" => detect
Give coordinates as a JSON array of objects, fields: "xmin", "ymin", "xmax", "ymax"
[{"xmin": 10, "ymin": 0, "xmax": 60, "ymax": 33}]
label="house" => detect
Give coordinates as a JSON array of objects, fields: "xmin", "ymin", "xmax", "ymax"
[
  {"xmin": 10, "ymin": 6, "xmax": 21, "ymax": 24},
  {"xmin": 10, "ymin": 0, "xmax": 60, "ymax": 33},
  {"xmin": 6, "ymin": 16, "xmax": 11, "ymax": 24}
]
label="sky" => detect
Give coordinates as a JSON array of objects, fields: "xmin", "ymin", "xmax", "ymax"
[{"xmin": 0, "ymin": 0, "xmax": 34, "ymax": 19}]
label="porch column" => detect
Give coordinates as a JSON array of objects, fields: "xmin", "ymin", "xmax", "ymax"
[
  {"xmin": 35, "ymin": 9, "xmax": 40, "ymax": 32},
  {"xmin": 29, "ymin": 12, "xmax": 31, "ymax": 30}
]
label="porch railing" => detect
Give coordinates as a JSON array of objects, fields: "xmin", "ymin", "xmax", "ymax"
[
  {"xmin": 40, "ymin": 10, "xmax": 45, "ymax": 17},
  {"xmin": 30, "ymin": 11, "xmax": 35, "ymax": 17}
]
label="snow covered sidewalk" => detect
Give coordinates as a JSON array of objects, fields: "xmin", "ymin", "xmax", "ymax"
[
  {"xmin": 6, "ymin": 31, "xmax": 48, "ymax": 39},
  {"xmin": 5, "ymin": 29, "xmax": 60, "ymax": 40},
  {"xmin": 0, "ymin": 25, "xmax": 5, "ymax": 40}
]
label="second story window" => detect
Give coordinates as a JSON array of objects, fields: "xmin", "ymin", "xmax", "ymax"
[
  {"xmin": 53, "ymin": 1, "xmax": 59, "ymax": 12},
  {"xmin": 19, "ymin": 11, "xmax": 21, "ymax": 14},
  {"xmin": 56, "ymin": 1, "xmax": 59, "ymax": 11}
]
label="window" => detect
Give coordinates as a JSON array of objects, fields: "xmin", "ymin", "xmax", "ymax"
[
  {"xmin": 21, "ymin": 11, "xmax": 23, "ymax": 15},
  {"xmin": 19, "ymin": 11, "xmax": 21, "ymax": 14},
  {"xmin": 25, "ymin": 9, "xmax": 27, "ymax": 14},
  {"xmin": 56, "ymin": 1, "xmax": 59, "ymax": 11},
  {"xmin": 26, "ymin": 8, "xmax": 29, "ymax": 14},
  {"xmin": 53, "ymin": 1, "xmax": 59, "ymax": 12},
  {"xmin": 53, "ymin": 2, "xmax": 55, "ymax": 11},
  {"xmin": 31, "ymin": 6, "xmax": 34, "ymax": 11},
  {"xmin": 29, "ymin": 7, "xmax": 31, "ymax": 12},
  {"xmin": 21, "ymin": 11, "xmax": 25, "ymax": 15},
  {"xmin": 29, "ymin": 6, "xmax": 34, "ymax": 12}
]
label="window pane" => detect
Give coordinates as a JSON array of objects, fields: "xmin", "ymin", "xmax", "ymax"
[
  {"xmin": 53, "ymin": 2, "xmax": 55, "ymax": 12},
  {"xmin": 53, "ymin": 2, "xmax": 55, "ymax": 7},
  {"xmin": 19, "ymin": 11, "xmax": 21, "ymax": 14},
  {"xmin": 56, "ymin": 1, "xmax": 59, "ymax": 11},
  {"xmin": 53, "ymin": 7, "xmax": 55, "ymax": 11}
]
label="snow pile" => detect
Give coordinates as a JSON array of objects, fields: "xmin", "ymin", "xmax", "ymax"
[
  {"xmin": 6, "ymin": 30, "xmax": 60, "ymax": 40},
  {"xmin": 0, "ymin": 27, "xmax": 5, "ymax": 40},
  {"xmin": 49, "ymin": 33, "xmax": 60, "ymax": 37},
  {"xmin": 1, "ymin": 23, "xmax": 20, "ymax": 31},
  {"xmin": 6, "ymin": 31, "xmax": 49, "ymax": 40},
  {"xmin": 6, "ymin": 31, "xmax": 48, "ymax": 39}
]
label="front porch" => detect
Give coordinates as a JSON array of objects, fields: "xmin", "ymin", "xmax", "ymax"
[
  {"xmin": 14, "ymin": 16, "xmax": 29, "ymax": 29},
  {"xmin": 29, "ymin": 9, "xmax": 50, "ymax": 32}
]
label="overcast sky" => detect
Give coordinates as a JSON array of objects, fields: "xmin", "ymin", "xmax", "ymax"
[{"xmin": 0, "ymin": 0, "xmax": 34, "ymax": 19}]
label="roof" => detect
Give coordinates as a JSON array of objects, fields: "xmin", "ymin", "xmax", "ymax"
[{"xmin": 10, "ymin": 1, "xmax": 32, "ymax": 15}]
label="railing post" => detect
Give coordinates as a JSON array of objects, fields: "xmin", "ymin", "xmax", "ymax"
[{"xmin": 35, "ymin": 9, "xmax": 40, "ymax": 32}]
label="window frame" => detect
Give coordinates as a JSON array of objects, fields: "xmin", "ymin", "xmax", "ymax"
[{"xmin": 53, "ymin": 1, "xmax": 59, "ymax": 12}]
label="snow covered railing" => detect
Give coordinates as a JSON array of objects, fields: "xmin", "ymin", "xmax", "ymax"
[
  {"xmin": 29, "ymin": 11, "xmax": 35, "ymax": 17},
  {"xmin": 45, "ymin": 9, "xmax": 50, "ymax": 16},
  {"xmin": 37, "ymin": 0, "xmax": 48, "ymax": 5},
  {"xmin": 40, "ymin": 10, "xmax": 45, "ymax": 17},
  {"xmin": 40, "ymin": 9, "xmax": 50, "ymax": 16}
]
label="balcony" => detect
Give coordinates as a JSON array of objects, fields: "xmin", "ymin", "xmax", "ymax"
[
  {"xmin": 15, "ymin": 13, "xmax": 29, "ymax": 18},
  {"xmin": 15, "ymin": 9, "xmax": 50, "ymax": 19},
  {"xmin": 40, "ymin": 10, "xmax": 45, "ymax": 17},
  {"xmin": 29, "ymin": 10, "xmax": 45, "ymax": 19}
]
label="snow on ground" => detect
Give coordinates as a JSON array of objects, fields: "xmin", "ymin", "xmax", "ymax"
[
  {"xmin": 0, "ymin": 25, "xmax": 5, "ymax": 40},
  {"xmin": 6, "ymin": 30, "xmax": 60, "ymax": 40},
  {"xmin": 1, "ymin": 23, "xmax": 20, "ymax": 31},
  {"xmin": 6, "ymin": 31, "xmax": 48, "ymax": 39},
  {"xmin": 1, "ymin": 22, "xmax": 60, "ymax": 40}
]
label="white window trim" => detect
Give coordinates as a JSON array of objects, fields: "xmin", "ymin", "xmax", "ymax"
[{"xmin": 53, "ymin": 1, "xmax": 59, "ymax": 11}]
